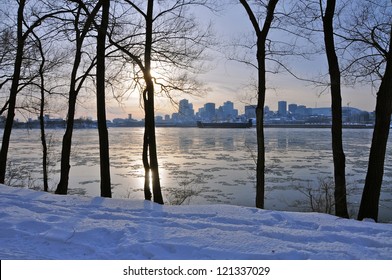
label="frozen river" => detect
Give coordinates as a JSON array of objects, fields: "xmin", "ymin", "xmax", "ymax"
[{"xmin": 3, "ymin": 127, "xmax": 392, "ymax": 221}]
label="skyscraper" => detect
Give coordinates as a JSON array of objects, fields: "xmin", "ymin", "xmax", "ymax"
[
  {"xmin": 222, "ymin": 101, "xmax": 238, "ymax": 120},
  {"xmin": 245, "ymin": 105, "xmax": 256, "ymax": 119},
  {"xmin": 178, "ymin": 99, "xmax": 194, "ymax": 121},
  {"xmin": 204, "ymin": 103, "xmax": 216, "ymax": 120},
  {"xmin": 288, "ymin": 104, "xmax": 297, "ymax": 114},
  {"xmin": 278, "ymin": 101, "xmax": 287, "ymax": 116}
]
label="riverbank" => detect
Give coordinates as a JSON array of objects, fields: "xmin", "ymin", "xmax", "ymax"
[{"xmin": 1, "ymin": 184, "xmax": 392, "ymax": 259}]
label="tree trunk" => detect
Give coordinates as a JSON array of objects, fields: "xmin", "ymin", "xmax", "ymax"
[
  {"xmin": 37, "ymin": 42, "xmax": 49, "ymax": 192},
  {"xmin": 255, "ymin": 102, "xmax": 265, "ymax": 209},
  {"xmin": 255, "ymin": 36, "xmax": 267, "ymax": 209},
  {"xmin": 147, "ymin": 81, "xmax": 163, "ymax": 204},
  {"xmin": 96, "ymin": 0, "xmax": 111, "ymax": 198},
  {"xmin": 143, "ymin": 78, "xmax": 163, "ymax": 204},
  {"xmin": 256, "ymin": 0, "xmax": 278, "ymax": 209},
  {"xmin": 143, "ymin": 0, "xmax": 164, "ymax": 204},
  {"xmin": 322, "ymin": 0, "xmax": 349, "ymax": 218},
  {"xmin": 55, "ymin": 93, "xmax": 77, "ymax": 194},
  {"xmin": 0, "ymin": 0, "xmax": 25, "ymax": 184},
  {"xmin": 142, "ymin": 89, "xmax": 152, "ymax": 200},
  {"xmin": 358, "ymin": 27, "xmax": 392, "ymax": 221},
  {"xmin": 55, "ymin": 10, "xmax": 82, "ymax": 195},
  {"xmin": 55, "ymin": 3, "xmax": 101, "ymax": 195},
  {"xmin": 31, "ymin": 28, "xmax": 50, "ymax": 192},
  {"xmin": 39, "ymin": 109, "xmax": 49, "ymax": 192},
  {"xmin": 239, "ymin": 0, "xmax": 279, "ymax": 209}
]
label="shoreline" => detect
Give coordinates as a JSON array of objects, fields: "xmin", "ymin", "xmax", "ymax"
[{"xmin": 2, "ymin": 123, "xmax": 375, "ymax": 129}]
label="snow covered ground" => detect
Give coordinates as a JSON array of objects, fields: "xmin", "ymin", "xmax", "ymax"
[{"xmin": 1, "ymin": 184, "xmax": 392, "ymax": 260}]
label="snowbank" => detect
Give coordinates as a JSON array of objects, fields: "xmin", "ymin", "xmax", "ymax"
[{"xmin": 0, "ymin": 184, "xmax": 391, "ymax": 259}]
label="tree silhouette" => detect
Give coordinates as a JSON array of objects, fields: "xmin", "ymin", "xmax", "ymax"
[
  {"xmin": 55, "ymin": 1, "xmax": 103, "ymax": 195},
  {"xmin": 0, "ymin": 0, "xmax": 66, "ymax": 184},
  {"xmin": 353, "ymin": 1, "xmax": 392, "ymax": 221},
  {"xmin": 108, "ymin": 0, "xmax": 211, "ymax": 204},
  {"xmin": 238, "ymin": 0, "xmax": 279, "ymax": 209},
  {"xmin": 95, "ymin": 0, "xmax": 112, "ymax": 198},
  {"xmin": 320, "ymin": 0, "xmax": 349, "ymax": 218}
]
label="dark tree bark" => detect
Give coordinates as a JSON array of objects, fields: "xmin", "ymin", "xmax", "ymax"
[
  {"xmin": 144, "ymin": 0, "xmax": 164, "ymax": 204},
  {"xmin": 0, "ymin": 0, "xmax": 65, "ymax": 186},
  {"xmin": 39, "ymin": 92, "xmax": 49, "ymax": 192},
  {"xmin": 142, "ymin": 97, "xmax": 152, "ymax": 201},
  {"xmin": 108, "ymin": 0, "xmax": 209, "ymax": 204},
  {"xmin": 107, "ymin": 0, "xmax": 163, "ymax": 203},
  {"xmin": 31, "ymin": 31, "xmax": 49, "ymax": 192},
  {"xmin": 358, "ymin": 25, "xmax": 392, "ymax": 222},
  {"xmin": 321, "ymin": 0, "xmax": 349, "ymax": 218},
  {"xmin": 96, "ymin": 0, "xmax": 111, "ymax": 198},
  {"xmin": 0, "ymin": 0, "xmax": 25, "ymax": 184},
  {"xmin": 107, "ymin": 35, "xmax": 158, "ymax": 202},
  {"xmin": 239, "ymin": 0, "xmax": 279, "ymax": 209},
  {"xmin": 55, "ymin": 89, "xmax": 77, "ymax": 194},
  {"xmin": 56, "ymin": 3, "xmax": 102, "ymax": 194},
  {"xmin": 0, "ymin": 1, "xmax": 67, "ymax": 184}
]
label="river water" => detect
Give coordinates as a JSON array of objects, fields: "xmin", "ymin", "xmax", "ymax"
[{"xmin": 3, "ymin": 127, "xmax": 392, "ymax": 221}]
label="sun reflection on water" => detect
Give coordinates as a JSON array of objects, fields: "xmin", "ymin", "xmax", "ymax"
[{"xmin": 3, "ymin": 127, "xmax": 392, "ymax": 221}]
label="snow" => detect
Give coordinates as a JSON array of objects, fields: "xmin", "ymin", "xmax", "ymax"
[{"xmin": 1, "ymin": 184, "xmax": 392, "ymax": 260}]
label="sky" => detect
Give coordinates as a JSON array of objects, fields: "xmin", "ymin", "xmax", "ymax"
[
  {"xmin": 0, "ymin": 1, "xmax": 383, "ymax": 122},
  {"xmin": 98, "ymin": 2, "xmax": 378, "ymax": 121},
  {"xmin": 1, "ymin": 183, "xmax": 392, "ymax": 260}
]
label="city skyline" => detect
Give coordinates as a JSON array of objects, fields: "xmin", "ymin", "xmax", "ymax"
[
  {"xmin": 4, "ymin": 102, "xmax": 371, "ymax": 133},
  {"xmin": 5, "ymin": 98, "xmax": 372, "ymax": 125},
  {"xmin": 110, "ymin": 98, "xmax": 371, "ymax": 123},
  {"xmin": 77, "ymin": 85, "xmax": 375, "ymax": 122},
  {"xmin": 151, "ymin": 98, "xmax": 371, "ymax": 122}
]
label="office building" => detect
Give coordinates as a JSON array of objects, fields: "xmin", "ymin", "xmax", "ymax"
[
  {"xmin": 221, "ymin": 101, "xmax": 238, "ymax": 120},
  {"xmin": 178, "ymin": 99, "xmax": 194, "ymax": 121},
  {"xmin": 278, "ymin": 101, "xmax": 287, "ymax": 116},
  {"xmin": 245, "ymin": 105, "xmax": 256, "ymax": 119},
  {"xmin": 204, "ymin": 103, "xmax": 216, "ymax": 120},
  {"xmin": 288, "ymin": 104, "xmax": 297, "ymax": 114}
]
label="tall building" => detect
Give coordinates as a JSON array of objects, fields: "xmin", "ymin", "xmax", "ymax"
[
  {"xmin": 223, "ymin": 101, "xmax": 234, "ymax": 112},
  {"xmin": 288, "ymin": 104, "xmax": 297, "ymax": 114},
  {"xmin": 197, "ymin": 107, "xmax": 205, "ymax": 119},
  {"xmin": 245, "ymin": 105, "xmax": 256, "ymax": 119},
  {"xmin": 204, "ymin": 103, "xmax": 216, "ymax": 120},
  {"xmin": 220, "ymin": 101, "xmax": 238, "ymax": 120},
  {"xmin": 278, "ymin": 101, "xmax": 287, "ymax": 116},
  {"xmin": 178, "ymin": 99, "xmax": 194, "ymax": 121},
  {"xmin": 296, "ymin": 105, "xmax": 309, "ymax": 117}
]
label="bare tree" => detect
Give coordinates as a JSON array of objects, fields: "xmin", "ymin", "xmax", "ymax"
[
  {"xmin": 55, "ymin": 1, "xmax": 103, "ymax": 194},
  {"xmin": 271, "ymin": 0, "xmax": 391, "ymax": 220},
  {"xmin": 0, "ymin": 20, "xmax": 16, "ymax": 116},
  {"xmin": 96, "ymin": 0, "xmax": 111, "ymax": 197},
  {"xmin": 108, "ymin": 0, "xmax": 212, "ymax": 204},
  {"xmin": 283, "ymin": 0, "xmax": 351, "ymax": 217},
  {"xmin": 0, "ymin": 0, "xmax": 27, "ymax": 183},
  {"xmin": 342, "ymin": 1, "xmax": 392, "ymax": 221},
  {"xmin": 319, "ymin": 0, "xmax": 348, "ymax": 218},
  {"xmin": 0, "ymin": 0, "xmax": 66, "ymax": 184},
  {"xmin": 25, "ymin": 12, "xmax": 68, "ymax": 192},
  {"xmin": 31, "ymin": 30, "xmax": 50, "ymax": 192},
  {"xmin": 238, "ymin": 0, "xmax": 279, "ymax": 209},
  {"xmin": 143, "ymin": 0, "xmax": 162, "ymax": 203},
  {"xmin": 358, "ymin": 31, "xmax": 392, "ymax": 221}
]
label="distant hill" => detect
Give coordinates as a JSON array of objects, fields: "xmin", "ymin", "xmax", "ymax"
[{"xmin": 310, "ymin": 107, "xmax": 366, "ymax": 117}]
